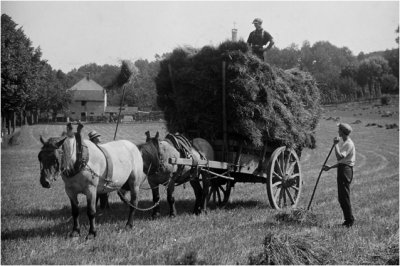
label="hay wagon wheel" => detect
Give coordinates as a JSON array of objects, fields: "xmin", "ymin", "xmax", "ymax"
[
  {"xmin": 207, "ymin": 177, "xmax": 232, "ymax": 208},
  {"xmin": 266, "ymin": 146, "xmax": 302, "ymax": 210}
]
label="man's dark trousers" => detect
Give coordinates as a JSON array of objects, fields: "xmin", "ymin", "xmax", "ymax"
[{"xmin": 337, "ymin": 164, "xmax": 354, "ymax": 224}]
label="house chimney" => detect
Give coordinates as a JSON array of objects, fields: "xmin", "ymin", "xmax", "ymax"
[
  {"xmin": 231, "ymin": 22, "xmax": 237, "ymax": 42},
  {"xmin": 86, "ymin": 72, "xmax": 91, "ymax": 80}
]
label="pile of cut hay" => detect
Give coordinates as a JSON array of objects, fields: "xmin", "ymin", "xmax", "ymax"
[
  {"xmin": 248, "ymin": 231, "xmax": 334, "ymax": 265},
  {"xmin": 155, "ymin": 41, "xmax": 321, "ymax": 150},
  {"xmin": 275, "ymin": 208, "xmax": 323, "ymax": 227}
]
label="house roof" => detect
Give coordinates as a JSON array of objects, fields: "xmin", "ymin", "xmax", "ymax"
[{"xmin": 69, "ymin": 77, "xmax": 105, "ymax": 101}]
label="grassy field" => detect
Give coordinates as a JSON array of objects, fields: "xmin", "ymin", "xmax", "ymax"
[{"xmin": 1, "ymin": 100, "xmax": 399, "ymax": 264}]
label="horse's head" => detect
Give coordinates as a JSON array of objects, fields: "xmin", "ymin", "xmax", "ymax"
[
  {"xmin": 140, "ymin": 131, "xmax": 162, "ymax": 175},
  {"xmin": 38, "ymin": 135, "xmax": 66, "ymax": 188},
  {"xmin": 143, "ymin": 131, "xmax": 180, "ymax": 175}
]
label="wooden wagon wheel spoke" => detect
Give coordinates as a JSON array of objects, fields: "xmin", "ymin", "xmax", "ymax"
[
  {"xmin": 290, "ymin": 173, "xmax": 300, "ymax": 179},
  {"xmin": 207, "ymin": 178, "xmax": 232, "ymax": 209},
  {"xmin": 284, "ymin": 151, "xmax": 291, "ymax": 172},
  {"xmin": 274, "ymin": 187, "xmax": 281, "ymax": 204},
  {"xmin": 216, "ymin": 188, "xmax": 221, "ymax": 203},
  {"xmin": 275, "ymin": 161, "xmax": 284, "ymax": 176},
  {"xmin": 273, "ymin": 171, "xmax": 284, "ymax": 180},
  {"xmin": 272, "ymin": 181, "xmax": 282, "ymax": 188},
  {"xmin": 283, "ymin": 188, "xmax": 287, "ymax": 207},
  {"xmin": 286, "ymin": 188, "xmax": 295, "ymax": 205},
  {"xmin": 286, "ymin": 161, "xmax": 296, "ymax": 176}
]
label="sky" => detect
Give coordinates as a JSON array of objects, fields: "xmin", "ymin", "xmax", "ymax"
[{"xmin": 1, "ymin": 1, "xmax": 399, "ymax": 73}]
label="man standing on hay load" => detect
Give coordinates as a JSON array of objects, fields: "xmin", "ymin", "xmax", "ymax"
[
  {"xmin": 323, "ymin": 123, "xmax": 356, "ymax": 227},
  {"xmin": 247, "ymin": 18, "xmax": 274, "ymax": 61}
]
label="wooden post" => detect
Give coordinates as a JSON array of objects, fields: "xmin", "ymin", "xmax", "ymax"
[
  {"xmin": 113, "ymin": 85, "xmax": 126, "ymax": 140},
  {"xmin": 222, "ymin": 61, "xmax": 228, "ymax": 161}
]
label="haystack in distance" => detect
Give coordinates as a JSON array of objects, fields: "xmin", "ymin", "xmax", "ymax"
[{"xmin": 155, "ymin": 40, "xmax": 321, "ymax": 151}]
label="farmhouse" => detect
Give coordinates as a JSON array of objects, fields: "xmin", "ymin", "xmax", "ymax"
[{"xmin": 67, "ymin": 73, "xmax": 107, "ymax": 122}]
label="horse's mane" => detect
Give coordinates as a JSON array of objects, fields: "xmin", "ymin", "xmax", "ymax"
[
  {"xmin": 61, "ymin": 136, "xmax": 76, "ymax": 172},
  {"xmin": 138, "ymin": 140, "xmax": 160, "ymax": 175}
]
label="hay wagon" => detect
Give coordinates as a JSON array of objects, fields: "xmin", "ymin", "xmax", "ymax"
[
  {"xmin": 169, "ymin": 137, "xmax": 302, "ymax": 210},
  {"xmin": 168, "ymin": 62, "xmax": 302, "ymax": 210}
]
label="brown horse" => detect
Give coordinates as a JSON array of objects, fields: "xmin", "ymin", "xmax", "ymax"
[
  {"xmin": 38, "ymin": 134, "xmax": 145, "ymax": 239},
  {"xmin": 138, "ymin": 131, "xmax": 214, "ymax": 218}
]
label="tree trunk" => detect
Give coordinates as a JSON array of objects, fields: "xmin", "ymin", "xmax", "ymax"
[
  {"xmin": 20, "ymin": 111, "xmax": 23, "ymax": 127},
  {"xmin": 13, "ymin": 112, "xmax": 16, "ymax": 133},
  {"xmin": 8, "ymin": 115, "xmax": 11, "ymax": 135}
]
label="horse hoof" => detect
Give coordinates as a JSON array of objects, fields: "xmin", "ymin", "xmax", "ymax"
[
  {"xmin": 69, "ymin": 230, "xmax": 80, "ymax": 238},
  {"xmin": 152, "ymin": 212, "xmax": 161, "ymax": 220},
  {"xmin": 86, "ymin": 232, "xmax": 96, "ymax": 240},
  {"xmin": 125, "ymin": 224, "xmax": 133, "ymax": 230}
]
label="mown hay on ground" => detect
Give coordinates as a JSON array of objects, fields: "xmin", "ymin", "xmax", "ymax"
[
  {"xmin": 275, "ymin": 208, "xmax": 323, "ymax": 227},
  {"xmin": 155, "ymin": 41, "xmax": 321, "ymax": 150},
  {"xmin": 248, "ymin": 231, "xmax": 334, "ymax": 265}
]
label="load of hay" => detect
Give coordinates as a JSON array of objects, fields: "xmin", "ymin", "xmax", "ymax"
[{"xmin": 155, "ymin": 41, "xmax": 321, "ymax": 150}]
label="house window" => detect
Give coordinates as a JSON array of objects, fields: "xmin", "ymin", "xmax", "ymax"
[
  {"xmin": 71, "ymin": 112, "xmax": 75, "ymax": 114},
  {"xmin": 81, "ymin": 101, "xmax": 87, "ymax": 106},
  {"xmin": 90, "ymin": 112, "xmax": 94, "ymax": 114}
]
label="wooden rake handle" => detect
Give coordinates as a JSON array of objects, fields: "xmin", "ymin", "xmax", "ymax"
[{"xmin": 307, "ymin": 143, "xmax": 336, "ymax": 210}]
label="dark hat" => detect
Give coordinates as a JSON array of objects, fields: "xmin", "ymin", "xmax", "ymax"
[
  {"xmin": 338, "ymin": 123, "xmax": 352, "ymax": 135},
  {"xmin": 252, "ymin": 18, "xmax": 263, "ymax": 24},
  {"xmin": 88, "ymin": 130, "xmax": 101, "ymax": 140}
]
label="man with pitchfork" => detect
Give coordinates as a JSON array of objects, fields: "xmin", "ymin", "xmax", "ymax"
[{"xmin": 323, "ymin": 123, "xmax": 356, "ymax": 227}]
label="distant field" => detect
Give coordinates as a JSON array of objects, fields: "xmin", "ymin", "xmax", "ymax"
[{"xmin": 1, "ymin": 101, "xmax": 398, "ymax": 264}]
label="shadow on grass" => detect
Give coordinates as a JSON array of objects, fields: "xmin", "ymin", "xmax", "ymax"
[{"xmin": 2, "ymin": 198, "xmax": 270, "ymax": 241}]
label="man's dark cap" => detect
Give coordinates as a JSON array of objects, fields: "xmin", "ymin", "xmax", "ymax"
[{"xmin": 252, "ymin": 18, "xmax": 263, "ymax": 24}]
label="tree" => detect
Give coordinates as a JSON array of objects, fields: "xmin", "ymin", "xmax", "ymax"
[
  {"xmin": 380, "ymin": 74, "xmax": 398, "ymax": 94},
  {"xmin": 357, "ymin": 56, "xmax": 390, "ymax": 98},
  {"xmin": 265, "ymin": 43, "xmax": 300, "ymax": 69},
  {"xmin": 1, "ymin": 14, "xmax": 43, "ymax": 131}
]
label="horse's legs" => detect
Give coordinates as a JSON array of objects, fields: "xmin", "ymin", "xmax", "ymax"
[
  {"xmin": 190, "ymin": 179, "xmax": 203, "ymax": 215},
  {"xmin": 67, "ymin": 193, "xmax": 80, "ymax": 237},
  {"xmin": 201, "ymin": 172, "xmax": 210, "ymax": 214},
  {"xmin": 97, "ymin": 193, "xmax": 110, "ymax": 210},
  {"xmin": 126, "ymin": 181, "xmax": 139, "ymax": 229},
  {"xmin": 167, "ymin": 177, "xmax": 177, "ymax": 217},
  {"xmin": 149, "ymin": 179, "xmax": 161, "ymax": 219},
  {"xmin": 86, "ymin": 186, "xmax": 97, "ymax": 239}
]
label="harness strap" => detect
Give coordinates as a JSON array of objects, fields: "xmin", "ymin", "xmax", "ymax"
[
  {"xmin": 165, "ymin": 133, "xmax": 193, "ymax": 159},
  {"xmin": 96, "ymin": 144, "xmax": 113, "ymax": 182}
]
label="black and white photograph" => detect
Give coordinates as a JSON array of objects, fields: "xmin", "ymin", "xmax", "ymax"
[{"xmin": 1, "ymin": 1, "xmax": 399, "ymax": 264}]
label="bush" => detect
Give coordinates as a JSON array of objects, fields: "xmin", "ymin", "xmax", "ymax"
[{"xmin": 381, "ymin": 96, "xmax": 391, "ymax": 105}]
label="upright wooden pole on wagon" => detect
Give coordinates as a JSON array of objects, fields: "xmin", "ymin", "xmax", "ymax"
[
  {"xmin": 113, "ymin": 84, "xmax": 126, "ymax": 141},
  {"xmin": 222, "ymin": 61, "xmax": 228, "ymax": 161}
]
